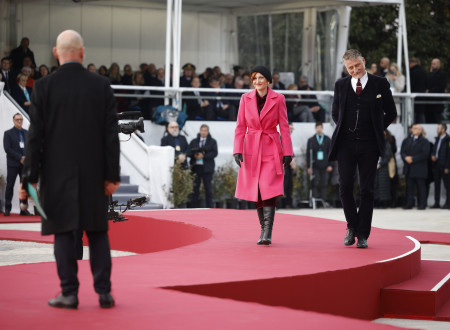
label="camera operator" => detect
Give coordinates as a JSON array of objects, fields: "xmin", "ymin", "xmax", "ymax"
[
  {"xmin": 187, "ymin": 124, "xmax": 218, "ymax": 208},
  {"xmin": 19, "ymin": 30, "xmax": 120, "ymax": 309},
  {"xmin": 160, "ymin": 122, "xmax": 188, "ymax": 169}
]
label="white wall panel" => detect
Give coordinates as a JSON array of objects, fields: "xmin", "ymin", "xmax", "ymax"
[
  {"xmin": 81, "ymin": 5, "xmax": 113, "ymax": 67},
  {"xmin": 196, "ymin": 13, "xmax": 225, "ymax": 72},
  {"xmin": 179, "ymin": 12, "xmax": 199, "ymax": 70},
  {"xmin": 111, "ymin": 7, "xmax": 140, "ymax": 68},
  {"xmin": 140, "ymin": 9, "xmax": 166, "ymax": 68}
]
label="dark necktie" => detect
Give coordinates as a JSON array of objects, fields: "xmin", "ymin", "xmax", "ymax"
[{"xmin": 356, "ymin": 79, "xmax": 362, "ymax": 96}]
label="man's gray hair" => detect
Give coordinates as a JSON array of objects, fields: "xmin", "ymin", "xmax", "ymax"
[{"xmin": 342, "ymin": 49, "xmax": 363, "ymax": 61}]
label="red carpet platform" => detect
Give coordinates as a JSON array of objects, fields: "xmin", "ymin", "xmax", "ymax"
[
  {"xmin": 0, "ymin": 209, "xmax": 449, "ymax": 329},
  {"xmin": 0, "ymin": 214, "xmax": 41, "ymax": 223}
]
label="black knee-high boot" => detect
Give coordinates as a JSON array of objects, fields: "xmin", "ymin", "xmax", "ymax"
[
  {"xmin": 261, "ymin": 206, "xmax": 275, "ymax": 245},
  {"xmin": 256, "ymin": 208, "xmax": 265, "ymax": 245}
]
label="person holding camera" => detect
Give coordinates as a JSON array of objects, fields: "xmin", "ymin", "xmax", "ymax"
[
  {"xmin": 233, "ymin": 66, "xmax": 293, "ymax": 245},
  {"xmin": 187, "ymin": 124, "xmax": 218, "ymax": 208},
  {"xmin": 161, "ymin": 122, "xmax": 189, "ymax": 169},
  {"xmin": 19, "ymin": 30, "xmax": 120, "ymax": 309}
]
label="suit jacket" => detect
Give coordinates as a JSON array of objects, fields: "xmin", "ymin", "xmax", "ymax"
[
  {"xmin": 187, "ymin": 133, "xmax": 218, "ymax": 174},
  {"xmin": 10, "ymin": 46, "xmax": 36, "ymax": 70},
  {"xmin": 3, "ymin": 127, "xmax": 28, "ymax": 167},
  {"xmin": 272, "ymin": 81, "xmax": 285, "ymax": 90},
  {"xmin": 23, "ymin": 62, "xmax": 120, "ymax": 235},
  {"xmin": 328, "ymin": 74, "xmax": 397, "ymax": 161},
  {"xmin": 306, "ymin": 134, "xmax": 331, "ymax": 169},
  {"xmin": 409, "ymin": 65, "xmax": 427, "ymax": 93},
  {"xmin": 427, "ymin": 69, "xmax": 447, "ymax": 93},
  {"xmin": 400, "ymin": 135, "xmax": 430, "ymax": 179},
  {"xmin": 0, "ymin": 69, "xmax": 18, "ymax": 93},
  {"xmin": 10, "ymin": 84, "xmax": 32, "ymax": 113},
  {"xmin": 233, "ymin": 88, "xmax": 293, "ymax": 201},
  {"xmin": 161, "ymin": 133, "xmax": 189, "ymax": 168}
]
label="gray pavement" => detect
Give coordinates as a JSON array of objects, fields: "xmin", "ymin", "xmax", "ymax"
[{"xmin": 1, "ymin": 208, "xmax": 449, "ymax": 329}]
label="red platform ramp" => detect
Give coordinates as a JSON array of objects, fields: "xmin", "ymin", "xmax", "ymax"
[{"xmin": 0, "ymin": 209, "xmax": 436, "ymax": 329}]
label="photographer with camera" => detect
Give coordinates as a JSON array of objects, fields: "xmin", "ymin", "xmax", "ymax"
[
  {"xmin": 187, "ymin": 124, "xmax": 218, "ymax": 208},
  {"xmin": 19, "ymin": 30, "xmax": 120, "ymax": 309},
  {"xmin": 161, "ymin": 121, "xmax": 188, "ymax": 169}
]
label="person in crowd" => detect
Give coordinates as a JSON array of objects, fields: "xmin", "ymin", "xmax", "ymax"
[
  {"xmin": 21, "ymin": 66, "xmax": 34, "ymax": 88},
  {"xmin": 139, "ymin": 63, "xmax": 148, "ymax": 76},
  {"xmin": 188, "ymin": 124, "xmax": 218, "ymax": 208},
  {"xmin": 285, "ymin": 84, "xmax": 301, "ymax": 122},
  {"xmin": 228, "ymin": 77, "xmax": 245, "ymax": 110},
  {"xmin": 156, "ymin": 68, "xmax": 165, "ymax": 85},
  {"xmin": 328, "ymin": 49, "xmax": 397, "ymax": 249},
  {"xmin": 280, "ymin": 122, "xmax": 296, "ymax": 208},
  {"xmin": 121, "ymin": 64, "xmax": 133, "ymax": 85},
  {"xmin": 127, "ymin": 71, "xmax": 150, "ymax": 114},
  {"xmin": 161, "ymin": 121, "xmax": 189, "ymax": 169},
  {"xmin": 50, "ymin": 66, "xmax": 58, "ymax": 74},
  {"xmin": 180, "ymin": 63, "xmax": 196, "ymax": 88},
  {"xmin": 218, "ymin": 73, "xmax": 227, "ymax": 88},
  {"xmin": 108, "ymin": 62, "xmax": 121, "ymax": 84},
  {"xmin": 341, "ymin": 65, "xmax": 349, "ymax": 78},
  {"xmin": 368, "ymin": 63, "xmax": 379, "ymax": 75},
  {"xmin": 11, "ymin": 73, "xmax": 32, "ymax": 113},
  {"xmin": 298, "ymin": 76, "xmax": 325, "ymax": 122},
  {"xmin": 307, "ymin": 122, "xmax": 333, "ymax": 202},
  {"xmin": 378, "ymin": 57, "xmax": 390, "ymax": 77},
  {"xmin": 385, "ymin": 129, "xmax": 399, "ymax": 207},
  {"xmin": 431, "ymin": 123, "xmax": 450, "ymax": 208},
  {"xmin": 37, "ymin": 64, "xmax": 49, "ymax": 79},
  {"xmin": 386, "ymin": 62, "xmax": 405, "ymax": 120},
  {"xmin": 87, "ymin": 63, "xmax": 97, "ymax": 73},
  {"xmin": 409, "ymin": 58, "xmax": 427, "ymax": 123},
  {"xmin": 233, "ymin": 66, "xmax": 293, "ymax": 245},
  {"xmin": 213, "ymin": 66, "xmax": 222, "ymax": 77},
  {"xmin": 242, "ymin": 72, "xmax": 251, "ymax": 89},
  {"xmin": 425, "ymin": 58, "xmax": 448, "ymax": 123},
  {"xmin": 233, "ymin": 65, "xmax": 244, "ymax": 82},
  {"xmin": 10, "ymin": 37, "xmax": 36, "ymax": 71},
  {"xmin": 183, "ymin": 76, "xmax": 214, "ymax": 120},
  {"xmin": 3, "ymin": 113, "xmax": 31, "ymax": 216},
  {"xmin": 98, "ymin": 65, "xmax": 108, "ymax": 77},
  {"xmin": 401, "ymin": 124, "xmax": 430, "ymax": 210},
  {"xmin": 0, "ymin": 57, "xmax": 17, "ymax": 93},
  {"xmin": 144, "ymin": 63, "xmax": 157, "ymax": 85},
  {"xmin": 204, "ymin": 76, "xmax": 237, "ymax": 121},
  {"xmin": 22, "ymin": 56, "xmax": 34, "ymax": 70},
  {"xmin": 224, "ymin": 73, "xmax": 234, "ymax": 88},
  {"xmin": 374, "ymin": 132, "xmax": 393, "ymax": 208},
  {"xmin": 20, "ymin": 30, "xmax": 120, "ymax": 309},
  {"xmin": 199, "ymin": 67, "xmax": 213, "ymax": 88},
  {"xmin": 271, "ymin": 72, "xmax": 285, "ymax": 90}
]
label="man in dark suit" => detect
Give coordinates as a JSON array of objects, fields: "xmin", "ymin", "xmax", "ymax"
[
  {"xmin": 10, "ymin": 37, "xmax": 36, "ymax": 71},
  {"xmin": 401, "ymin": 124, "xmax": 430, "ymax": 209},
  {"xmin": 431, "ymin": 123, "xmax": 450, "ymax": 208},
  {"xmin": 204, "ymin": 77, "xmax": 237, "ymax": 121},
  {"xmin": 10, "ymin": 73, "xmax": 32, "ymax": 114},
  {"xmin": 307, "ymin": 122, "xmax": 333, "ymax": 201},
  {"xmin": 161, "ymin": 121, "xmax": 189, "ymax": 169},
  {"xmin": 19, "ymin": 30, "xmax": 120, "ymax": 309},
  {"xmin": 425, "ymin": 58, "xmax": 448, "ymax": 123},
  {"xmin": 409, "ymin": 58, "xmax": 427, "ymax": 123},
  {"xmin": 328, "ymin": 49, "xmax": 397, "ymax": 249},
  {"xmin": 271, "ymin": 73, "xmax": 285, "ymax": 90},
  {"xmin": 187, "ymin": 124, "xmax": 218, "ymax": 208},
  {"xmin": 182, "ymin": 76, "xmax": 215, "ymax": 120},
  {"xmin": 3, "ymin": 113, "xmax": 31, "ymax": 216},
  {"xmin": 1, "ymin": 57, "xmax": 18, "ymax": 93}
]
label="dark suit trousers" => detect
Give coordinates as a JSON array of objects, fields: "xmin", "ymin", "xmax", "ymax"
[
  {"xmin": 312, "ymin": 167, "xmax": 329, "ymax": 200},
  {"xmin": 192, "ymin": 165, "xmax": 213, "ymax": 208},
  {"xmin": 5, "ymin": 165, "xmax": 23, "ymax": 212},
  {"xmin": 434, "ymin": 164, "xmax": 449, "ymax": 206},
  {"xmin": 337, "ymin": 138, "xmax": 379, "ymax": 239},
  {"xmin": 406, "ymin": 176, "xmax": 427, "ymax": 208},
  {"xmin": 54, "ymin": 230, "xmax": 112, "ymax": 296}
]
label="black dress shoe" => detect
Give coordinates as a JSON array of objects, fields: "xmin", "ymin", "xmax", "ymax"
[
  {"xmin": 344, "ymin": 228, "xmax": 356, "ymax": 246},
  {"xmin": 431, "ymin": 204, "xmax": 440, "ymax": 209},
  {"xmin": 356, "ymin": 238, "xmax": 368, "ymax": 249},
  {"xmin": 99, "ymin": 293, "xmax": 115, "ymax": 308},
  {"xmin": 418, "ymin": 206, "xmax": 426, "ymax": 210},
  {"xmin": 4, "ymin": 210, "xmax": 10, "ymax": 216},
  {"xmin": 20, "ymin": 210, "xmax": 33, "ymax": 216},
  {"xmin": 48, "ymin": 294, "xmax": 78, "ymax": 309}
]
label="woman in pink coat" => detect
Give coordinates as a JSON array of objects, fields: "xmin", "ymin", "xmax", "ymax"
[{"xmin": 233, "ymin": 66, "xmax": 293, "ymax": 245}]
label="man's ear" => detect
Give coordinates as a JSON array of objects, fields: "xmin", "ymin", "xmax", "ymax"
[{"xmin": 52, "ymin": 47, "xmax": 58, "ymax": 60}]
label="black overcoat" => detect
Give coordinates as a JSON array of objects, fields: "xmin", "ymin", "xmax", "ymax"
[
  {"xmin": 187, "ymin": 133, "xmax": 218, "ymax": 174},
  {"xmin": 23, "ymin": 62, "xmax": 120, "ymax": 235},
  {"xmin": 328, "ymin": 74, "xmax": 397, "ymax": 161},
  {"xmin": 400, "ymin": 135, "xmax": 430, "ymax": 179}
]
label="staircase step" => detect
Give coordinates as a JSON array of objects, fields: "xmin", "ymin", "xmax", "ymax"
[
  {"xmin": 120, "ymin": 175, "xmax": 130, "ymax": 184},
  {"xmin": 116, "ymin": 183, "xmax": 140, "ymax": 194},
  {"xmin": 381, "ymin": 260, "xmax": 450, "ymax": 318},
  {"xmin": 436, "ymin": 298, "xmax": 450, "ymax": 321}
]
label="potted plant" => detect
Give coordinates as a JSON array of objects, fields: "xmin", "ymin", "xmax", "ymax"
[{"xmin": 168, "ymin": 162, "xmax": 195, "ymax": 208}]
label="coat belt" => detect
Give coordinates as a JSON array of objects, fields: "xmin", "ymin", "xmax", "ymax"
[{"xmin": 247, "ymin": 127, "xmax": 283, "ymax": 177}]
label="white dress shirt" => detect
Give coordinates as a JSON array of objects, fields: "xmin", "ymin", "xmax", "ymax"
[{"xmin": 351, "ymin": 72, "xmax": 368, "ymax": 93}]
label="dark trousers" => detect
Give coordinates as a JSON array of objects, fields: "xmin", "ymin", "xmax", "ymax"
[
  {"xmin": 406, "ymin": 176, "xmax": 427, "ymax": 208},
  {"xmin": 215, "ymin": 105, "xmax": 237, "ymax": 121},
  {"xmin": 434, "ymin": 164, "xmax": 449, "ymax": 206},
  {"xmin": 311, "ymin": 167, "xmax": 329, "ymax": 200},
  {"xmin": 54, "ymin": 230, "xmax": 112, "ymax": 296},
  {"xmin": 192, "ymin": 166, "xmax": 213, "ymax": 208},
  {"xmin": 5, "ymin": 165, "xmax": 23, "ymax": 212},
  {"xmin": 337, "ymin": 138, "xmax": 379, "ymax": 239}
]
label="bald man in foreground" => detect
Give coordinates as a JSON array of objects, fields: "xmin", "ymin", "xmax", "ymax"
[{"xmin": 20, "ymin": 30, "xmax": 120, "ymax": 309}]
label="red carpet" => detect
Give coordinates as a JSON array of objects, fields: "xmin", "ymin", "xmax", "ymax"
[
  {"xmin": 1, "ymin": 209, "xmax": 447, "ymax": 329},
  {"xmin": 0, "ymin": 214, "xmax": 41, "ymax": 223}
]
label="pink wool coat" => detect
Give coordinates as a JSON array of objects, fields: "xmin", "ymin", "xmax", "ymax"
[{"xmin": 233, "ymin": 88, "xmax": 293, "ymax": 202}]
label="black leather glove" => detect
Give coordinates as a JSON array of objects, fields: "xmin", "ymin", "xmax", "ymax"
[
  {"xmin": 283, "ymin": 156, "xmax": 293, "ymax": 166},
  {"xmin": 234, "ymin": 153, "xmax": 243, "ymax": 167}
]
